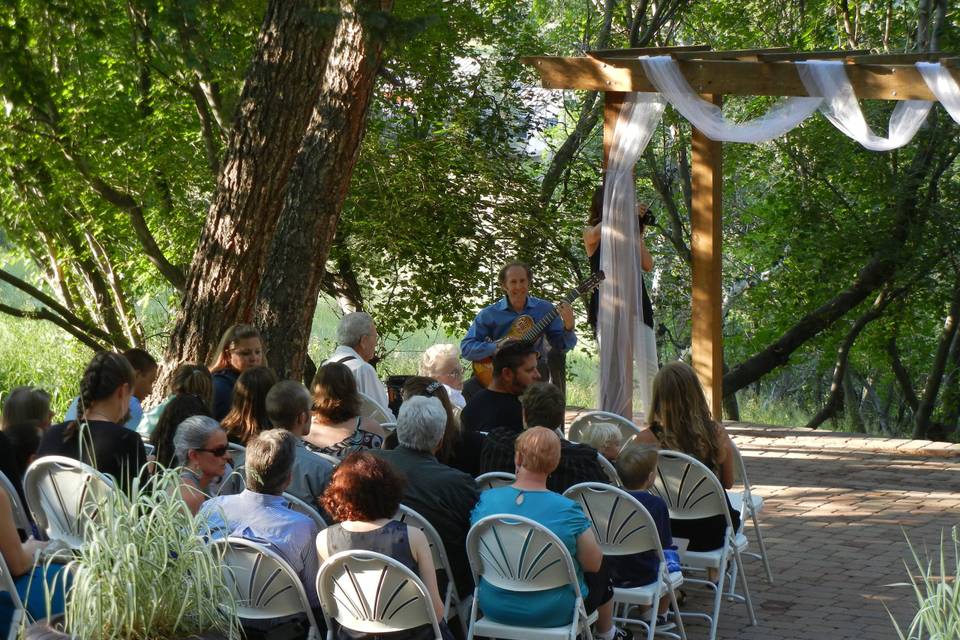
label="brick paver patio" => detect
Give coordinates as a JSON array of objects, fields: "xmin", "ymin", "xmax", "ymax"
[{"xmin": 565, "ymin": 412, "xmax": 960, "ymax": 639}]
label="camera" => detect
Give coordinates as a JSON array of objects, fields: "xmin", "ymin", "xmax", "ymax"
[{"xmin": 638, "ymin": 208, "xmax": 655, "ymax": 228}]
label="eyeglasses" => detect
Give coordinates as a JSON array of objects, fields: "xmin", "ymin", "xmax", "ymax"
[{"xmin": 195, "ymin": 446, "xmax": 229, "ymax": 457}]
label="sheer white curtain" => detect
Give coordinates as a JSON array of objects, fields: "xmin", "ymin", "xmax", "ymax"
[
  {"xmin": 598, "ymin": 92, "xmax": 665, "ymax": 421},
  {"xmin": 797, "ymin": 60, "xmax": 933, "ymax": 151},
  {"xmin": 917, "ymin": 62, "xmax": 960, "ymax": 124},
  {"xmin": 639, "ymin": 55, "xmax": 822, "ymax": 142}
]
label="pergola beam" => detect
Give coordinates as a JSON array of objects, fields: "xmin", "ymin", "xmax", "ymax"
[{"xmin": 521, "ymin": 56, "xmax": 955, "ymax": 100}]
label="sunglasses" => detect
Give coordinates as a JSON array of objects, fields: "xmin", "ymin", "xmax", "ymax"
[{"xmin": 195, "ymin": 446, "xmax": 229, "ymax": 457}]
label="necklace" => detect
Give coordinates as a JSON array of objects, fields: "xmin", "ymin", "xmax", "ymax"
[{"xmin": 83, "ymin": 411, "xmax": 114, "ymax": 422}]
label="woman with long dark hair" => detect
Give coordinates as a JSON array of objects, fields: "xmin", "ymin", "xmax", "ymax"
[{"xmin": 220, "ymin": 366, "xmax": 277, "ymax": 446}]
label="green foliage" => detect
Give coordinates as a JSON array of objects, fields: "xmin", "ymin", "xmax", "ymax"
[{"xmin": 889, "ymin": 527, "xmax": 960, "ymax": 640}]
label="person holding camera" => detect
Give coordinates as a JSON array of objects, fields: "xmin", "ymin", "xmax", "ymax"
[{"xmin": 583, "ymin": 185, "xmax": 658, "ymax": 387}]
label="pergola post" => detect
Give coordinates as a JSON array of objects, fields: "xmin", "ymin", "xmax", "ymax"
[{"xmin": 690, "ymin": 94, "xmax": 724, "ymax": 420}]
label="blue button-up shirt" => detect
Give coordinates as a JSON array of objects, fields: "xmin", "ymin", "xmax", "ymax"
[
  {"xmin": 200, "ymin": 490, "xmax": 320, "ymax": 607},
  {"xmin": 460, "ymin": 295, "xmax": 577, "ymax": 362}
]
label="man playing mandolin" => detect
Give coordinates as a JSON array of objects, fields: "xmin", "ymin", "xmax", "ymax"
[{"xmin": 460, "ymin": 261, "xmax": 578, "ymax": 390}]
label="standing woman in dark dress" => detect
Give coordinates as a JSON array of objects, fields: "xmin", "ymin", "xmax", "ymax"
[
  {"xmin": 209, "ymin": 324, "xmax": 265, "ymax": 421},
  {"xmin": 37, "ymin": 351, "xmax": 148, "ymax": 492}
]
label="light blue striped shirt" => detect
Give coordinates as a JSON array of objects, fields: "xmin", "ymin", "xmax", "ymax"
[{"xmin": 200, "ymin": 490, "xmax": 320, "ymax": 607}]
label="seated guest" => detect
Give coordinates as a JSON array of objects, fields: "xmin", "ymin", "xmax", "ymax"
[
  {"xmin": 480, "ymin": 382, "xmax": 607, "ymax": 494},
  {"xmin": 151, "ymin": 394, "xmax": 213, "ymax": 468},
  {"xmin": 635, "ymin": 361, "xmax": 739, "ymax": 555},
  {"xmin": 201, "ymin": 430, "xmax": 321, "ymax": 610},
  {"xmin": 174, "ymin": 416, "xmax": 229, "ymax": 514},
  {"xmin": 221, "ymin": 366, "xmax": 277, "ymax": 446},
  {"xmin": 324, "ymin": 312, "xmax": 393, "ymax": 419},
  {"xmin": 470, "ymin": 428, "xmax": 630, "ymax": 640},
  {"xmin": 0, "ymin": 423, "xmax": 41, "ymax": 534},
  {"xmin": 460, "ymin": 341, "xmax": 539, "ymax": 434},
  {"xmin": 138, "ymin": 363, "xmax": 213, "ymax": 438},
  {"xmin": 372, "ymin": 396, "xmax": 479, "ymax": 599},
  {"xmin": 317, "ymin": 452, "xmax": 453, "ymax": 640},
  {"xmin": 612, "ymin": 445, "xmax": 677, "ymax": 623},
  {"xmin": 209, "ymin": 324, "xmax": 265, "ymax": 421},
  {"xmin": 264, "ymin": 381, "xmax": 334, "ymax": 513},
  {"xmin": 400, "ymin": 377, "xmax": 484, "ymax": 476},
  {"xmin": 1, "ymin": 386, "xmax": 53, "ymax": 430},
  {"xmin": 419, "ymin": 344, "xmax": 466, "ymax": 410},
  {"xmin": 578, "ymin": 422, "xmax": 623, "ymax": 461},
  {"xmin": 0, "ymin": 490, "xmax": 69, "ymax": 637},
  {"xmin": 38, "ymin": 351, "xmax": 148, "ymax": 492},
  {"xmin": 64, "ymin": 348, "xmax": 158, "ymax": 430},
  {"xmin": 305, "ymin": 363, "xmax": 385, "ymax": 459}
]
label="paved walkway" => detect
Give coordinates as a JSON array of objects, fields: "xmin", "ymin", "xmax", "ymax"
[{"xmin": 566, "ymin": 412, "xmax": 960, "ymax": 639}]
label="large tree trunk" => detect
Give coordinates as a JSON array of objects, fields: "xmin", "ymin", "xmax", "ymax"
[
  {"xmin": 161, "ymin": 1, "xmax": 339, "ymax": 381},
  {"xmin": 254, "ymin": 0, "xmax": 393, "ymax": 381}
]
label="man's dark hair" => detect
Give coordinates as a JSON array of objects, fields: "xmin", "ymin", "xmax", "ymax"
[
  {"xmin": 122, "ymin": 348, "xmax": 157, "ymax": 373},
  {"xmin": 520, "ymin": 382, "xmax": 565, "ymax": 430},
  {"xmin": 266, "ymin": 380, "xmax": 312, "ymax": 429},
  {"xmin": 497, "ymin": 261, "xmax": 532, "ymax": 285},
  {"xmin": 245, "ymin": 429, "xmax": 296, "ymax": 495},
  {"xmin": 492, "ymin": 340, "xmax": 537, "ymax": 378}
]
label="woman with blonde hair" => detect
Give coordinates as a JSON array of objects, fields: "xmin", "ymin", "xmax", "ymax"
[
  {"xmin": 209, "ymin": 324, "xmax": 265, "ymax": 420},
  {"xmin": 418, "ymin": 344, "xmax": 466, "ymax": 409},
  {"xmin": 636, "ymin": 360, "xmax": 739, "ymax": 552}
]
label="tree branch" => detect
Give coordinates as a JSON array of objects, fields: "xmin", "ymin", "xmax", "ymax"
[{"xmin": 0, "ymin": 304, "xmax": 105, "ymax": 352}]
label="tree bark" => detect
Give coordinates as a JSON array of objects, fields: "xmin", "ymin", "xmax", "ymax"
[
  {"xmin": 161, "ymin": 1, "xmax": 339, "ymax": 380},
  {"xmin": 914, "ymin": 272, "xmax": 960, "ymax": 439},
  {"xmin": 254, "ymin": 0, "xmax": 393, "ymax": 381},
  {"xmin": 842, "ymin": 367, "xmax": 866, "ymax": 433},
  {"xmin": 887, "ymin": 334, "xmax": 920, "ymax": 412}
]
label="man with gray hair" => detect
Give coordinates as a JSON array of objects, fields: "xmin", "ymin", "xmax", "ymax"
[
  {"xmin": 324, "ymin": 311, "xmax": 393, "ymax": 419},
  {"xmin": 372, "ymin": 395, "xmax": 479, "ymax": 598},
  {"xmin": 200, "ymin": 429, "xmax": 321, "ymax": 611}
]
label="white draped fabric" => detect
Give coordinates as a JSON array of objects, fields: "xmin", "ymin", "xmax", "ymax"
[
  {"xmin": 598, "ymin": 92, "xmax": 665, "ymax": 421},
  {"xmin": 638, "ymin": 55, "xmax": 823, "ymax": 142},
  {"xmin": 797, "ymin": 60, "xmax": 933, "ymax": 151},
  {"xmin": 917, "ymin": 62, "xmax": 960, "ymax": 125}
]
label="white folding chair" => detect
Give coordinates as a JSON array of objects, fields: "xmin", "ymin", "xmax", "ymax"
[
  {"xmin": 0, "ymin": 551, "xmax": 27, "ymax": 640},
  {"xmin": 568, "ymin": 411, "xmax": 643, "ymax": 451},
  {"xmin": 649, "ymin": 451, "xmax": 756, "ymax": 640},
  {"xmin": 379, "ymin": 421, "xmax": 397, "ymax": 433},
  {"xmin": 227, "ymin": 442, "xmax": 246, "ymax": 454},
  {"xmin": 213, "ymin": 536, "xmax": 322, "ymax": 639},
  {"xmin": 474, "ymin": 472, "xmax": 515, "ymax": 492},
  {"xmin": 318, "ymin": 549, "xmax": 443, "ymax": 639},
  {"xmin": 466, "ymin": 514, "xmax": 596, "ymax": 640},
  {"xmin": 357, "ymin": 391, "xmax": 394, "ymax": 425},
  {"xmin": 0, "ymin": 471, "xmax": 32, "ymax": 534},
  {"xmin": 728, "ymin": 441, "xmax": 774, "ymax": 583},
  {"xmin": 395, "ymin": 504, "xmax": 467, "ymax": 637},
  {"xmin": 282, "ymin": 492, "xmax": 327, "ymax": 530},
  {"xmin": 564, "ymin": 483, "xmax": 687, "ymax": 640},
  {"xmin": 23, "ymin": 456, "xmax": 115, "ymax": 550},
  {"xmin": 595, "ymin": 453, "xmax": 623, "ymax": 488}
]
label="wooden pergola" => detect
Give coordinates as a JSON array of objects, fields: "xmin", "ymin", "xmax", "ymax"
[{"xmin": 521, "ymin": 47, "xmax": 959, "ymax": 418}]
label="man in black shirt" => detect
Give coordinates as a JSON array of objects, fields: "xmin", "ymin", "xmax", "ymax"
[{"xmin": 459, "ymin": 341, "xmax": 540, "ymax": 434}]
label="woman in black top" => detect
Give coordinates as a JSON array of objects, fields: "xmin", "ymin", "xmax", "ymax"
[{"xmin": 37, "ymin": 351, "xmax": 147, "ymax": 492}]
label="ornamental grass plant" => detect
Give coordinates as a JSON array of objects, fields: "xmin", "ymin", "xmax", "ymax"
[
  {"xmin": 890, "ymin": 526, "xmax": 960, "ymax": 640},
  {"xmin": 52, "ymin": 467, "xmax": 240, "ymax": 640}
]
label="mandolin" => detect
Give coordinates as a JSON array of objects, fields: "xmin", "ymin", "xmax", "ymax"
[{"xmin": 471, "ymin": 271, "xmax": 605, "ymax": 387}]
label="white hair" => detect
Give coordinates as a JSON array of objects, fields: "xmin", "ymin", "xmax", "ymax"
[
  {"xmin": 173, "ymin": 416, "xmax": 223, "ymax": 465},
  {"xmin": 336, "ymin": 312, "xmax": 375, "ymax": 348},
  {"xmin": 396, "ymin": 396, "xmax": 446, "ymax": 453},
  {"xmin": 578, "ymin": 422, "xmax": 623, "ymax": 451},
  {"xmin": 419, "ymin": 344, "xmax": 460, "ymax": 377}
]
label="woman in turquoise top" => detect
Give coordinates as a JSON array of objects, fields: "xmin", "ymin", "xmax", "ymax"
[{"xmin": 470, "ymin": 427, "xmax": 631, "ymax": 640}]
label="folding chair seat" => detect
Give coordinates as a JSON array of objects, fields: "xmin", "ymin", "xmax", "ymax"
[
  {"xmin": 648, "ymin": 450, "xmax": 756, "ymax": 640},
  {"xmin": 568, "ymin": 411, "xmax": 643, "ymax": 451},
  {"xmin": 466, "ymin": 514, "xmax": 597, "ymax": 640},
  {"xmin": 357, "ymin": 391, "xmax": 394, "ymax": 425},
  {"xmin": 727, "ymin": 441, "xmax": 774, "ymax": 583},
  {"xmin": 282, "ymin": 492, "xmax": 328, "ymax": 530},
  {"xmin": 564, "ymin": 482, "xmax": 687, "ymax": 640},
  {"xmin": 23, "ymin": 456, "xmax": 115, "ymax": 550},
  {"xmin": 395, "ymin": 504, "xmax": 467, "ymax": 637},
  {"xmin": 318, "ymin": 549, "xmax": 444, "ymax": 639},
  {"xmin": 214, "ymin": 536, "xmax": 322, "ymax": 639},
  {"xmin": 474, "ymin": 472, "xmax": 515, "ymax": 492}
]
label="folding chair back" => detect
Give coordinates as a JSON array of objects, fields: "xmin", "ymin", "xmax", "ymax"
[
  {"xmin": 649, "ymin": 450, "xmax": 729, "ymax": 521},
  {"xmin": 282, "ymin": 492, "xmax": 327, "ymax": 530},
  {"xmin": 0, "ymin": 471, "xmax": 32, "ymax": 533},
  {"xmin": 568, "ymin": 411, "xmax": 642, "ymax": 448},
  {"xmin": 595, "ymin": 453, "xmax": 623, "ymax": 487},
  {"xmin": 227, "ymin": 442, "xmax": 246, "ymax": 454},
  {"xmin": 357, "ymin": 391, "xmax": 393, "ymax": 425},
  {"xmin": 727, "ymin": 441, "xmax": 774, "ymax": 583},
  {"xmin": 474, "ymin": 472, "xmax": 515, "ymax": 492},
  {"xmin": 23, "ymin": 456, "xmax": 115, "ymax": 549},
  {"xmin": 0, "ymin": 550, "xmax": 26, "ymax": 640},
  {"xmin": 317, "ymin": 549, "xmax": 442, "ymax": 638},
  {"xmin": 213, "ymin": 536, "xmax": 320, "ymax": 633},
  {"xmin": 563, "ymin": 483, "xmax": 661, "ymax": 556}
]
